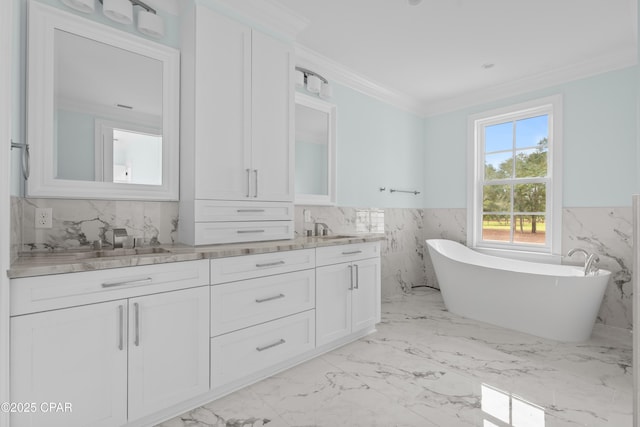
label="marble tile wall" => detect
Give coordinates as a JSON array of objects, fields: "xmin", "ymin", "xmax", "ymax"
[
  {"xmin": 10, "ymin": 196, "xmax": 21, "ymax": 263},
  {"xmin": 14, "ymin": 198, "xmax": 179, "ymax": 252}
]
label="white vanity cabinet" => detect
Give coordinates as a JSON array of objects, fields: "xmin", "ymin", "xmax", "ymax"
[
  {"xmin": 315, "ymin": 243, "xmax": 381, "ymax": 347},
  {"xmin": 10, "ymin": 260, "xmax": 210, "ymax": 427},
  {"xmin": 179, "ymin": 4, "xmax": 294, "ymax": 245},
  {"xmin": 210, "ymin": 250, "xmax": 316, "ymax": 390}
]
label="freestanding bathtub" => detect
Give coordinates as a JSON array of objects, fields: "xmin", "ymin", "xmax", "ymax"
[{"xmin": 426, "ymin": 239, "xmax": 610, "ymax": 342}]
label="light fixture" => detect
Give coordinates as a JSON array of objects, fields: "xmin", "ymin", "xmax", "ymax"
[
  {"xmin": 67, "ymin": 0, "xmax": 166, "ymax": 38},
  {"xmin": 407, "ymin": 0, "xmax": 423, "ymax": 5},
  {"xmin": 295, "ymin": 66, "xmax": 332, "ymax": 99},
  {"xmin": 102, "ymin": 0, "xmax": 133, "ymax": 24},
  {"xmin": 137, "ymin": 9, "xmax": 164, "ymax": 38},
  {"xmin": 61, "ymin": 0, "xmax": 95, "ymax": 13}
]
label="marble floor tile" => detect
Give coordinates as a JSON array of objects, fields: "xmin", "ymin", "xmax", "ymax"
[{"xmin": 157, "ymin": 289, "xmax": 632, "ymax": 427}]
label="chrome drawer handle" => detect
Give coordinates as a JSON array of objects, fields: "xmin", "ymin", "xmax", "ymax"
[
  {"xmin": 255, "ymin": 260, "xmax": 285, "ymax": 268},
  {"xmin": 246, "ymin": 168, "xmax": 251, "ymax": 198},
  {"xmin": 237, "ymin": 209, "xmax": 265, "ymax": 213},
  {"xmin": 342, "ymin": 250, "xmax": 363, "ymax": 255},
  {"xmin": 237, "ymin": 230, "xmax": 265, "ymax": 234},
  {"xmin": 255, "ymin": 293, "xmax": 285, "ymax": 304},
  {"xmin": 134, "ymin": 302, "xmax": 140, "ymax": 347},
  {"xmin": 118, "ymin": 305, "xmax": 124, "ymax": 351},
  {"xmin": 102, "ymin": 277, "xmax": 153, "ymax": 288},
  {"xmin": 256, "ymin": 339, "xmax": 285, "ymax": 352}
]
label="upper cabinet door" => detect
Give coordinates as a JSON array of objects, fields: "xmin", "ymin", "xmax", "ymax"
[
  {"xmin": 251, "ymin": 31, "xmax": 294, "ymax": 202},
  {"xmin": 193, "ymin": 7, "xmax": 252, "ymax": 200}
]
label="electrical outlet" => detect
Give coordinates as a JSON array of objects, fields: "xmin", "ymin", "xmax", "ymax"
[{"xmin": 35, "ymin": 207, "xmax": 53, "ymax": 229}]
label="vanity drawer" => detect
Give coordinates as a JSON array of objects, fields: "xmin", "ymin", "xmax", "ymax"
[
  {"xmin": 210, "ymin": 310, "xmax": 315, "ymax": 389},
  {"xmin": 211, "ymin": 269, "xmax": 315, "ymax": 336},
  {"xmin": 11, "ymin": 260, "xmax": 210, "ymax": 316},
  {"xmin": 194, "ymin": 200, "xmax": 293, "ymax": 222},
  {"xmin": 211, "ymin": 249, "xmax": 315, "ymax": 284},
  {"xmin": 194, "ymin": 221, "xmax": 294, "ymax": 245},
  {"xmin": 316, "ymin": 242, "xmax": 380, "ymax": 267}
]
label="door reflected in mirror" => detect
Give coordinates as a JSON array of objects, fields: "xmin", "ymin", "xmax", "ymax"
[
  {"xmin": 294, "ymin": 93, "xmax": 336, "ymax": 206},
  {"xmin": 54, "ymin": 29, "xmax": 163, "ymax": 185}
]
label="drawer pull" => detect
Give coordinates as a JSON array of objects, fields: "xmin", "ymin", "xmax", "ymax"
[
  {"xmin": 255, "ymin": 260, "xmax": 285, "ymax": 268},
  {"xmin": 255, "ymin": 293, "xmax": 285, "ymax": 304},
  {"xmin": 102, "ymin": 277, "xmax": 153, "ymax": 288},
  {"xmin": 237, "ymin": 209, "xmax": 266, "ymax": 213},
  {"xmin": 342, "ymin": 250, "xmax": 363, "ymax": 255},
  {"xmin": 134, "ymin": 302, "xmax": 140, "ymax": 346},
  {"xmin": 256, "ymin": 339, "xmax": 286, "ymax": 352},
  {"xmin": 118, "ymin": 305, "xmax": 124, "ymax": 351},
  {"xmin": 237, "ymin": 229, "xmax": 266, "ymax": 234}
]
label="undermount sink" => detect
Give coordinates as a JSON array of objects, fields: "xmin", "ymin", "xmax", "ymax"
[{"xmin": 21, "ymin": 247, "xmax": 172, "ymax": 260}]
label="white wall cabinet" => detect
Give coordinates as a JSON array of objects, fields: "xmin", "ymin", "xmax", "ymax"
[
  {"xmin": 180, "ymin": 4, "xmax": 294, "ymax": 245},
  {"xmin": 10, "ymin": 262, "xmax": 210, "ymax": 427},
  {"xmin": 316, "ymin": 243, "xmax": 381, "ymax": 347}
]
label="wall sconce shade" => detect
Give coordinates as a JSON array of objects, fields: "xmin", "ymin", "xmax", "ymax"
[
  {"xmin": 137, "ymin": 10, "xmax": 164, "ymax": 38},
  {"xmin": 306, "ymin": 74, "xmax": 321, "ymax": 94},
  {"xmin": 102, "ymin": 0, "xmax": 133, "ymax": 24},
  {"xmin": 295, "ymin": 66, "xmax": 332, "ymax": 99},
  {"xmin": 295, "ymin": 69, "xmax": 305, "ymax": 88},
  {"xmin": 61, "ymin": 0, "xmax": 95, "ymax": 13},
  {"xmin": 320, "ymin": 81, "xmax": 332, "ymax": 99}
]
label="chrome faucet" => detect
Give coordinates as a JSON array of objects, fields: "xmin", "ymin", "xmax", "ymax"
[
  {"xmin": 314, "ymin": 222, "xmax": 329, "ymax": 236},
  {"xmin": 567, "ymin": 248, "xmax": 600, "ymax": 276}
]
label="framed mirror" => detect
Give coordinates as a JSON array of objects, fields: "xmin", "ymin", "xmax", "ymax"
[
  {"xmin": 295, "ymin": 93, "xmax": 336, "ymax": 206},
  {"xmin": 26, "ymin": 2, "xmax": 179, "ymax": 200}
]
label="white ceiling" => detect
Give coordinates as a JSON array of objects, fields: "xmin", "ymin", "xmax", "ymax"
[{"xmin": 273, "ymin": 0, "xmax": 638, "ymax": 115}]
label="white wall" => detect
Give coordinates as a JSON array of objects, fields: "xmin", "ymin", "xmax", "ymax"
[{"xmin": 424, "ymin": 65, "xmax": 638, "ymax": 208}]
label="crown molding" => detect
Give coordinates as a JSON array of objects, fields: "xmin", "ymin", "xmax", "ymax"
[
  {"xmin": 421, "ymin": 48, "xmax": 638, "ymax": 117},
  {"xmin": 296, "ymin": 44, "xmax": 637, "ymax": 119},
  {"xmin": 197, "ymin": 0, "xmax": 309, "ymax": 41},
  {"xmin": 294, "ymin": 45, "xmax": 426, "ymax": 117}
]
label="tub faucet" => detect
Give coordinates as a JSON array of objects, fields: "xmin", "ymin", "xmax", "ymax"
[{"xmin": 567, "ymin": 248, "xmax": 600, "ymax": 276}]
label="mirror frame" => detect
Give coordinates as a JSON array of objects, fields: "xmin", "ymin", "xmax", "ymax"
[
  {"xmin": 294, "ymin": 92, "xmax": 336, "ymax": 206},
  {"xmin": 27, "ymin": 1, "xmax": 180, "ymax": 200}
]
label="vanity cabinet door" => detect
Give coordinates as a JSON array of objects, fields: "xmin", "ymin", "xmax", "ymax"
[
  {"xmin": 11, "ymin": 300, "xmax": 128, "ymax": 427},
  {"xmin": 127, "ymin": 286, "xmax": 210, "ymax": 421},
  {"xmin": 315, "ymin": 262, "xmax": 353, "ymax": 347},
  {"xmin": 351, "ymin": 257, "xmax": 381, "ymax": 332}
]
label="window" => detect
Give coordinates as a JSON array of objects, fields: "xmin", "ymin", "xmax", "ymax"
[{"xmin": 467, "ymin": 96, "xmax": 562, "ymax": 257}]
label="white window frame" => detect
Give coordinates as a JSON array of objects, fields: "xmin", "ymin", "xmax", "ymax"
[{"xmin": 467, "ymin": 95, "xmax": 563, "ymax": 262}]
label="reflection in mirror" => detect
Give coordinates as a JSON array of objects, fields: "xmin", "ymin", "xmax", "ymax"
[
  {"xmin": 295, "ymin": 103, "xmax": 328, "ymax": 195},
  {"xmin": 294, "ymin": 93, "xmax": 336, "ymax": 206},
  {"xmin": 54, "ymin": 29, "xmax": 163, "ymax": 185}
]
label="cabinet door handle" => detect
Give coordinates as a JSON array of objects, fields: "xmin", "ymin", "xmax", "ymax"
[
  {"xmin": 237, "ymin": 209, "xmax": 265, "ymax": 213},
  {"xmin": 133, "ymin": 302, "xmax": 140, "ymax": 347},
  {"xmin": 237, "ymin": 229, "xmax": 265, "ymax": 234},
  {"xmin": 246, "ymin": 168, "xmax": 251, "ymax": 198},
  {"xmin": 256, "ymin": 338, "xmax": 285, "ymax": 352},
  {"xmin": 354, "ymin": 264, "xmax": 360, "ymax": 289},
  {"xmin": 348, "ymin": 265, "xmax": 354, "ymax": 290},
  {"xmin": 342, "ymin": 250, "xmax": 363, "ymax": 255},
  {"xmin": 255, "ymin": 260, "xmax": 285, "ymax": 268},
  {"xmin": 118, "ymin": 305, "xmax": 124, "ymax": 351},
  {"xmin": 102, "ymin": 277, "xmax": 152, "ymax": 288},
  {"xmin": 255, "ymin": 293, "xmax": 285, "ymax": 303},
  {"xmin": 254, "ymin": 169, "xmax": 258, "ymax": 198}
]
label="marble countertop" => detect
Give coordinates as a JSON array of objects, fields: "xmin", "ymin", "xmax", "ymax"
[{"xmin": 8, "ymin": 234, "xmax": 386, "ymax": 279}]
